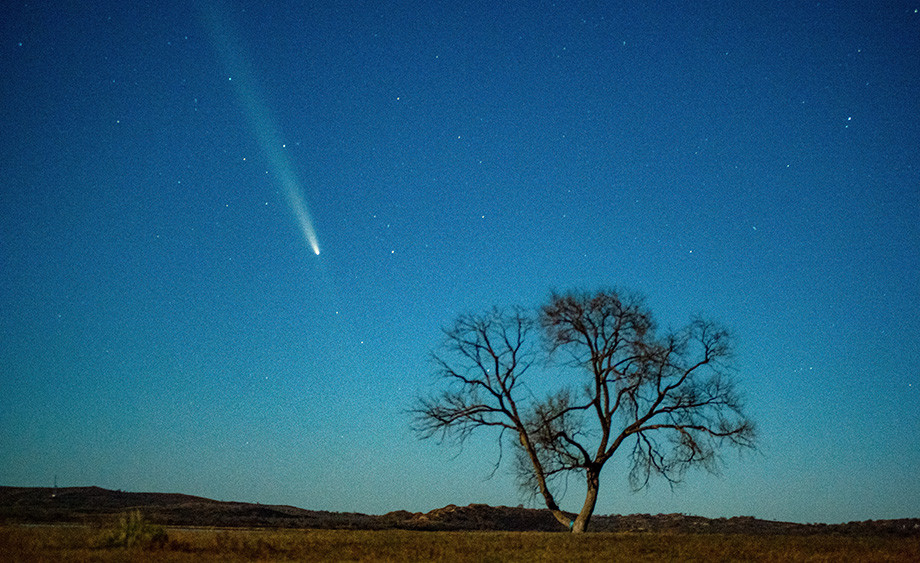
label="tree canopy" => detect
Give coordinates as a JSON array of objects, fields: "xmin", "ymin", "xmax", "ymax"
[{"xmin": 413, "ymin": 289, "xmax": 756, "ymax": 532}]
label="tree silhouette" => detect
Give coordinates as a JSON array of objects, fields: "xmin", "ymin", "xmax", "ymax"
[{"xmin": 413, "ymin": 289, "xmax": 756, "ymax": 532}]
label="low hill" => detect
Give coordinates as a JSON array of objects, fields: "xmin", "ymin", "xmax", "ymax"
[
  {"xmin": 2, "ymin": 486, "xmax": 918, "ymax": 535},
  {"xmin": 0, "ymin": 486, "xmax": 375, "ymax": 529}
]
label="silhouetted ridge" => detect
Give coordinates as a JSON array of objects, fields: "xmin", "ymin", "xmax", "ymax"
[{"xmin": 2, "ymin": 486, "xmax": 917, "ymax": 535}]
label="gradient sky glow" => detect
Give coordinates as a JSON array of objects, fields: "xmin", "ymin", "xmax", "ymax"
[{"xmin": 2, "ymin": 1, "xmax": 919, "ymax": 525}]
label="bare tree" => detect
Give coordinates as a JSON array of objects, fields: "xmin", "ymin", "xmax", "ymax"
[{"xmin": 413, "ymin": 290, "xmax": 756, "ymax": 533}]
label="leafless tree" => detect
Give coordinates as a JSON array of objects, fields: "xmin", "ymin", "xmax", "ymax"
[{"xmin": 413, "ymin": 290, "xmax": 756, "ymax": 532}]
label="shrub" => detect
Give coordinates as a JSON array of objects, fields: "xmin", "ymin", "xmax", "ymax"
[{"xmin": 98, "ymin": 510, "xmax": 168, "ymax": 549}]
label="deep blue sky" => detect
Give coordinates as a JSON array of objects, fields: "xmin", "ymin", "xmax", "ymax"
[{"xmin": 2, "ymin": 1, "xmax": 918, "ymax": 524}]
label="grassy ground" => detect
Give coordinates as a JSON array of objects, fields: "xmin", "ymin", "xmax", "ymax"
[{"xmin": 1, "ymin": 524, "xmax": 918, "ymax": 562}]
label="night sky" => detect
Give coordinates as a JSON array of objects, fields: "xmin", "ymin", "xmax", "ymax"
[{"xmin": 2, "ymin": 1, "xmax": 918, "ymax": 524}]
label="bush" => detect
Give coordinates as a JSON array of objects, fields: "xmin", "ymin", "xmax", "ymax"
[{"xmin": 98, "ymin": 510, "xmax": 168, "ymax": 549}]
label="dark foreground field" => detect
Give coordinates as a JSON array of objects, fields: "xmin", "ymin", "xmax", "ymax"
[
  {"xmin": 2, "ymin": 487, "xmax": 918, "ymax": 561},
  {"xmin": 2, "ymin": 524, "xmax": 920, "ymax": 562}
]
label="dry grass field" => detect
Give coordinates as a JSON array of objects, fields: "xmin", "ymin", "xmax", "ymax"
[{"xmin": 2, "ymin": 522, "xmax": 919, "ymax": 562}]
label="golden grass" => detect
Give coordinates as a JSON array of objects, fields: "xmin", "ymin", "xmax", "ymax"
[{"xmin": 1, "ymin": 524, "xmax": 918, "ymax": 562}]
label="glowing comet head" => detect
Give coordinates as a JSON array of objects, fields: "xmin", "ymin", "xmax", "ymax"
[
  {"xmin": 259, "ymin": 135, "xmax": 322, "ymax": 258},
  {"xmin": 280, "ymin": 175, "xmax": 320, "ymax": 255},
  {"xmin": 265, "ymin": 140, "xmax": 321, "ymax": 257}
]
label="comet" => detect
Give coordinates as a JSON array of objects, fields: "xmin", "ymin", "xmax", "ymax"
[{"xmin": 200, "ymin": 2, "xmax": 320, "ymax": 256}]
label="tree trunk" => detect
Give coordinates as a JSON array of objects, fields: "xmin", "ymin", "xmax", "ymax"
[
  {"xmin": 518, "ymin": 430, "xmax": 575, "ymax": 530},
  {"xmin": 571, "ymin": 469, "xmax": 600, "ymax": 533}
]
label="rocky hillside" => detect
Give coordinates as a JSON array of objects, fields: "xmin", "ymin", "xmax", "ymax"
[
  {"xmin": 2, "ymin": 486, "xmax": 918, "ymax": 535},
  {"xmin": 390, "ymin": 503, "xmax": 920, "ymax": 536}
]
